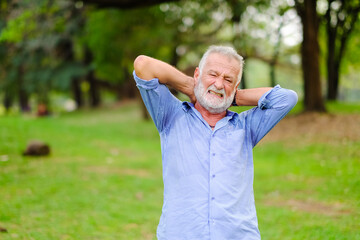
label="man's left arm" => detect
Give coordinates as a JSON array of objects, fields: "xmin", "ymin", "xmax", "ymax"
[
  {"xmin": 234, "ymin": 86, "xmax": 298, "ymax": 147},
  {"xmin": 233, "ymin": 88, "xmax": 273, "ymax": 106}
]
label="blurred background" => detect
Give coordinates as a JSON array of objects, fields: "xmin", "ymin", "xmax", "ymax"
[
  {"xmin": 0, "ymin": 0, "xmax": 359, "ymax": 239},
  {"xmin": 0, "ymin": 0, "xmax": 359, "ymax": 114}
]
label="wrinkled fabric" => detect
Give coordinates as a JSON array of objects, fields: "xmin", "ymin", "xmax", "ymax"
[{"xmin": 134, "ymin": 71, "xmax": 298, "ymax": 240}]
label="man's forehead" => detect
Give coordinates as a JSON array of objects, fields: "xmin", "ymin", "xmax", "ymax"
[{"xmin": 204, "ymin": 53, "xmax": 240, "ymax": 74}]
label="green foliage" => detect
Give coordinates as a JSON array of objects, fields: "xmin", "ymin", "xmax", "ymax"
[
  {"xmin": 52, "ymin": 62, "xmax": 89, "ymax": 90},
  {"xmin": 83, "ymin": 2, "xmax": 211, "ymax": 82},
  {"xmin": 0, "ymin": 10, "xmax": 36, "ymax": 42},
  {"xmin": 0, "ymin": 0, "xmax": 87, "ymax": 105},
  {"xmin": 0, "ymin": 0, "xmax": 359, "ymax": 110},
  {"xmin": 340, "ymin": 23, "xmax": 360, "ymax": 73}
]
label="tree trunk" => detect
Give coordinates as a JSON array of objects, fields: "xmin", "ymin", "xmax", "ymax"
[
  {"xmin": 169, "ymin": 45, "xmax": 180, "ymax": 96},
  {"xmin": 84, "ymin": 48, "xmax": 101, "ymax": 107},
  {"xmin": 122, "ymin": 67, "xmax": 137, "ymax": 99},
  {"xmin": 324, "ymin": 1, "xmax": 360, "ymax": 100},
  {"xmin": 119, "ymin": 78, "xmax": 138, "ymax": 99},
  {"xmin": 240, "ymin": 55, "xmax": 247, "ymax": 89},
  {"xmin": 17, "ymin": 65, "xmax": 31, "ymax": 112},
  {"xmin": 325, "ymin": 0, "xmax": 337, "ymax": 100},
  {"xmin": 88, "ymin": 70, "xmax": 101, "ymax": 107},
  {"xmin": 18, "ymin": 87, "xmax": 30, "ymax": 112},
  {"xmin": 72, "ymin": 78, "xmax": 83, "ymax": 108},
  {"xmin": 296, "ymin": 0, "xmax": 326, "ymax": 112},
  {"xmin": 326, "ymin": 27, "xmax": 337, "ymax": 100},
  {"xmin": 270, "ymin": 63, "xmax": 276, "ymax": 87},
  {"xmin": 56, "ymin": 36, "xmax": 85, "ymax": 108},
  {"xmin": 240, "ymin": 73, "xmax": 246, "ymax": 89},
  {"xmin": 3, "ymin": 91, "xmax": 12, "ymax": 112}
]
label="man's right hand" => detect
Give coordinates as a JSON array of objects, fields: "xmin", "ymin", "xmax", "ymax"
[
  {"xmin": 177, "ymin": 75, "xmax": 196, "ymax": 104},
  {"xmin": 134, "ymin": 55, "xmax": 196, "ymax": 103}
]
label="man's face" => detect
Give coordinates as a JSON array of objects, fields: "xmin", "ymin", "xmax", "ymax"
[{"xmin": 194, "ymin": 53, "xmax": 241, "ymax": 114}]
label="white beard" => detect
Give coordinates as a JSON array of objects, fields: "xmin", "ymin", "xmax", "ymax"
[{"xmin": 194, "ymin": 78, "xmax": 235, "ymax": 114}]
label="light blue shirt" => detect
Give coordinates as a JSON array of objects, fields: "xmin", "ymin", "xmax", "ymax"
[{"xmin": 134, "ymin": 72, "xmax": 298, "ymax": 240}]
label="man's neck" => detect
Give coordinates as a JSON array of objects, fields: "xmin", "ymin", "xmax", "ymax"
[{"xmin": 194, "ymin": 102, "xmax": 227, "ymax": 128}]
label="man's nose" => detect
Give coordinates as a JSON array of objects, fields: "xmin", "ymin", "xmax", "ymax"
[{"xmin": 214, "ymin": 78, "xmax": 224, "ymax": 89}]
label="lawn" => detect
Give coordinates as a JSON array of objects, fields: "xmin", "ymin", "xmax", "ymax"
[{"xmin": 0, "ymin": 101, "xmax": 359, "ymax": 240}]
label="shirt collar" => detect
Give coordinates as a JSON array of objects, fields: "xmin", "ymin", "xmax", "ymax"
[
  {"xmin": 181, "ymin": 101, "xmax": 192, "ymax": 112},
  {"xmin": 182, "ymin": 102, "xmax": 238, "ymax": 124}
]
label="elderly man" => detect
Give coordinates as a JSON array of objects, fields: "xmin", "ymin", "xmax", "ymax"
[{"xmin": 133, "ymin": 45, "xmax": 297, "ymax": 240}]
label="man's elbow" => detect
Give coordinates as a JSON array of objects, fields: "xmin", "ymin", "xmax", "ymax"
[
  {"xmin": 134, "ymin": 55, "xmax": 148, "ymax": 73},
  {"xmin": 134, "ymin": 55, "xmax": 155, "ymax": 80},
  {"xmin": 290, "ymin": 90, "xmax": 298, "ymax": 104},
  {"xmin": 286, "ymin": 90, "xmax": 298, "ymax": 108}
]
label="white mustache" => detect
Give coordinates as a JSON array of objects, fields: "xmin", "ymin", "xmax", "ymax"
[{"xmin": 206, "ymin": 85, "xmax": 226, "ymax": 98}]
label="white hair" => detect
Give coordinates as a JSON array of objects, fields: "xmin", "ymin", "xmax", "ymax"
[{"xmin": 198, "ymin": 45, "xmax": 244, "ymax": 84}]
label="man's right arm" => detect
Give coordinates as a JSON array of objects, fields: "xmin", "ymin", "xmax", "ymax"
[{"xmin": 134, "ymin": 55, "xmax": 196, "ymax": 102}]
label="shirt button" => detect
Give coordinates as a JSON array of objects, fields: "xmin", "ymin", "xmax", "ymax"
[
  {"xmin": 212, "ymin": 174, "xmax": 215, "ymax": 178},
  {"xmin": 212, "ymin": 153, "xmax": 216, "ymax": 156},
  {"xmin": 211, "ymin": 197, "xmax": 215, "ymax": 200}
]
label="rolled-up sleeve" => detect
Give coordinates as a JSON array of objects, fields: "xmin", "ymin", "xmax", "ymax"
[
  {"xmin": 133, "ymin": 71, "xmax": 181, "ymax": 132},
  {"xmin": 248, "ymin": 85, "xmax": 298, "ymax": 146}
]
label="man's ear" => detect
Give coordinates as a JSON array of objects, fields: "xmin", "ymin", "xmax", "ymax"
[{"xmin": 194, "ymin": 67, "xmax": 200, "ymax": 85}]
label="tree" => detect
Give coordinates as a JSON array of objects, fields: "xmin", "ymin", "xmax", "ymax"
[
  {"xmin": 322, "ymin": 0, "xmax": 360, "ymax": 100},
  {"xmin": 0, "ymin": 1, "xmax": 12, "ymax": 111},
  {"xmin": 0, "ymin": 0, "xmax": 89, "ymax": 112},
  {"xmin": 295, "ymin": 0, "xmax": 326, "ymax": 112},
  {"xmin": 225, "ymin": 0, "xmax": 301, "ymax": 90}
]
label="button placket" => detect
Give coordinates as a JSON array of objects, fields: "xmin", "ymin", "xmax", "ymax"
[{"xmin": 209, "ymin": 136, "xmax": 216, "ymax": 231}]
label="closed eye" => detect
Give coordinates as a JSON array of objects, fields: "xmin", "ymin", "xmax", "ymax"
[{"xmin": 207, "ymin": 70, "xmax": 218, "ymax": 77}]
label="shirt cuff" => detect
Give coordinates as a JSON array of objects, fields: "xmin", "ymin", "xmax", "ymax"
[
  {"xmin": 257, "ymin": 85, "xmax": 281, "ymax": 110},
  {"xmin": 133, "ymin": 70, "xmax": 160, "ymax": 90}
]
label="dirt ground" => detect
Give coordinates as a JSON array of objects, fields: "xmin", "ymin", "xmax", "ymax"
[
  {"xmin": 261, "ymin": 112, "xmax": 360, "ymax": 145},
  {"xmin": 264, "ymin": 198, "xmax": 353, "ymax": 216}
]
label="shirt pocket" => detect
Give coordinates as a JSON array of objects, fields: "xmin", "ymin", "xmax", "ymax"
[{"xmin": 224, "ymin": 129, "xmax": 246, "ymax": 167}]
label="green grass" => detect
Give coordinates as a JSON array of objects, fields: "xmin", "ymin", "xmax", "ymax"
[
  {"xmin": 254, "ymin": 142, "xmax": 360, "ymax": 240},
  {"xmin": 0, "ymin": 101, "xmax": 359, "ymax": 239}
]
